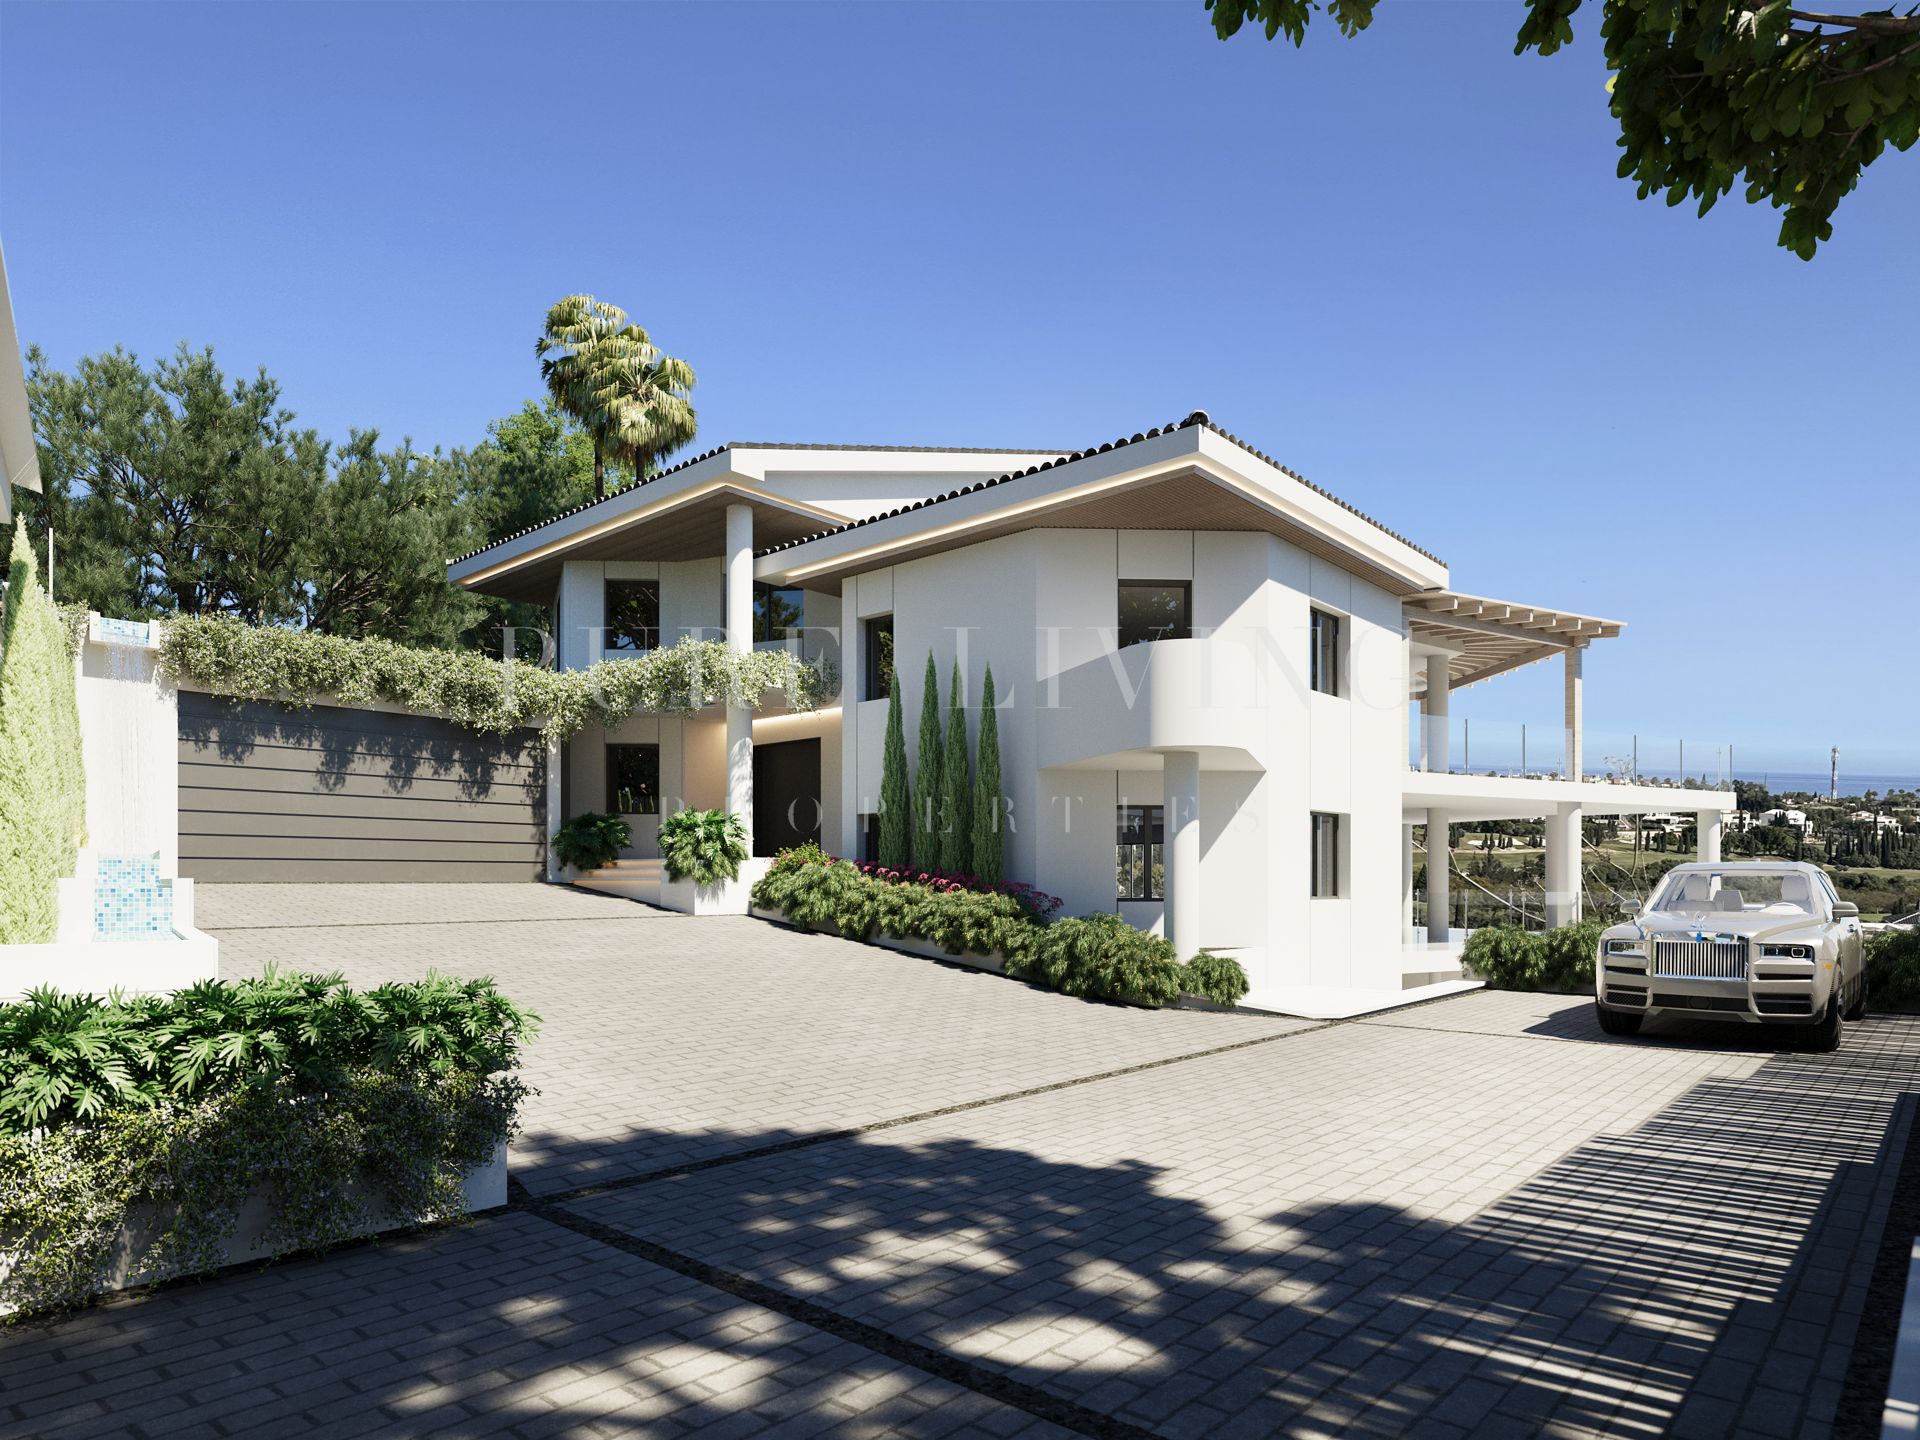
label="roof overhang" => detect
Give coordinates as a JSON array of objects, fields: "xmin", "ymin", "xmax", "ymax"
[
  {"xmin": 0, "ymin": 241, "xmax": 41, "ymax": 522},
  {"xmin": 1406, "ymin": 590, "xmax": 1625, "ymax": 692},
  {"xmin": 755, "ymin": 425, "xmax": 1448, "ymax": 596},
  {"xmin": 1402, "ymin": 771, "xmax": 1735, "ymax": 822},
  {"xmin": 449, "ymin": 468, "xmax": 851, "ymax": 604}
]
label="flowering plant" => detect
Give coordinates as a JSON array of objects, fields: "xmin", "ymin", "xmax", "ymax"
[{"xmin": 850, "ymin": 860, "xmax": 1062, "ymax": 919}]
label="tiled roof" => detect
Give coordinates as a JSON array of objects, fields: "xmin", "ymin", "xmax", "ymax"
[{"xmin": 758, "ymin": 411, "xmax": 1444, "ymax": 566}]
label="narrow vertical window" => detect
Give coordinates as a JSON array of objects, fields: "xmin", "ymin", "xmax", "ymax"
[
  {"xmin": 606, "ymin": 581, "xmax": 660, "ymax": 652},
  {"xmin": 863, "ymin": 615, "xmax": 895, "ymax": 700},
  {"xmin": 1310, "ymin": 609, "xmax": 1342, "ymax": 696},
  {"xmin": 1117, "ymin": 805, "xmax": 1165, "ymax": 900},
  {"xmin": 1311, "ymin": 812, "xmax": 1343, "ymax": 897},
  {"xmin": 606, "ymin": 745, "xmax": 661, "ymax": 815}
]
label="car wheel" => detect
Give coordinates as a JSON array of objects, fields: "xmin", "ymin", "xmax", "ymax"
[
  {"xmin": 1799, "ymin": 993, "xmax": 1843, "ymax": 1053},
  {"xmin": 1595, "ymin": 1003, "xmax": 1643, "ymax": 1037},
  {"xmin": 1844, "ymin": 972, "xmax": 1867, "ymax": 1021}
]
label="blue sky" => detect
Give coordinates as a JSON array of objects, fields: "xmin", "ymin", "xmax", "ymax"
[{"xmin": 2, "ymin": 1, "xmax": 1915, "ymax": 778}]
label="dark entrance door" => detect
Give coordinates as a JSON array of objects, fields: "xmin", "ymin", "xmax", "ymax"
[{"xmin": 754, "ymin": 738, "xmax": 821, "ymax": 856}]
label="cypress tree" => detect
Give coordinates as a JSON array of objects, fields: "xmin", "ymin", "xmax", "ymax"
[
  {"xmin": 878, "ymin": 663, "xmax": 912, "ymax": 867},
  {"xmin": 971, "ymin": 664, "xmax": 1004, "ymax": 886},
  {"xmin": 914, "ymin": 651, "xmax": 944, "ymax": 865},
  {"xmin": 0, "ymin": 521, "xmax": 86, "ymax": 942},
  {"xmin": 939, "ymin": 659, "xmax": 972, "ymax": 875}
]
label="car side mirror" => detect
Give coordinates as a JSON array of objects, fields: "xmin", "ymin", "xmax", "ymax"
[
  {"xmin": 1618, "ymin": 899, "xmax": 1639, "ymax": 917},
  {"xmin": 1833, "ymin": 901, "xmax": 1859, "ymax": 920}
]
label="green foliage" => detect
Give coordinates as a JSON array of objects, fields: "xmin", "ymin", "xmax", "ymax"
[
  {"xmin": 22, "ymin": 345, "xmax": 477, "ymax": 638},
  {"xmin": 750, "ymin": 845, "xmax": 1040, "ymax": 962},
  {"xmin": 939, "ymin": 660, "xmax": 973, "ymax": 875},
  {"xmin": 1207, "ymin": 0, "xmax": 1920, "ymax": 258},
  {"xmin": 0, "ymin": 1066, "xmax": 525, "ymax": 1319},
  {"xmin": 971, "ymin": 665, "xmax": 1004, "ymax": 887},
  {"xmin": 879, "ymin": 666, "xmax": 913, "ymax": 868},
  {"xmin": 1181, "ymin": 952, "xmax": 1252, "ymax": 1006},
  {"xmin": 1463, "ymin": 921, "xmax": 1604, "ymax": 993},
  {"xmin": 537, "ymin": 294, "xmax": 696, "ymax": 498},
  {"xmin": 914, "ymin": 653, "xmax": 945, "ymax": 861},
  {"xmin": 550, "ymin": 812, "xmax": 630, "ymax": 872},
  {"xmin": 1007, "ymin": 913, "xmax": 1185, "ymax": 1009},
  {"xmin": 0, "ymin": 523, "xmax": 87, "ymax": 943},
  {"xmin": 658, "ymin": 808, "xmax": 749, "ymax": 886},
  {"xmin": 1866, "ymin": 926, "xmax": 1920, "ymax": 1012},
  {"xmin": 0, "ymin": 971, "xmax": 539, "ymax": 1136},
  {"xmin": 157, "ymin": 614, "xmax": 832, "ymax": 741}
]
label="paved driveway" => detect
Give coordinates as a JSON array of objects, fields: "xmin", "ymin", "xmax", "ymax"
[{"xmin": 3, "ymin": 884, "xmax": 1914, "ymax": 1440}]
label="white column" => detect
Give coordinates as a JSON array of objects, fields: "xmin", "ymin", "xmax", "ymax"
[
  {"xmin": 1402, "ymin": 823, "xmax": 1416, "ymax": 946},
  {"xmin": 1564, "ymin": 644, "xmax": 1584, "ymax": 781},
  {"xmin": 544, "ymin": 735, "xmax": 564, "ymax": 881},
  {"xmin": 1697, "ymin": 810, "xmax": 1723, "ymax": 864},
  {"xmin": 724, "ymin": 503, "xmax": 754, "ymax": 847},
  {"xmin": 1426, "ymin": 809, "xmax": 1450, "ymax": 945},
  {"xmin": 1545, "ymin": 802, "xmax": 1583, "ymax": 927},
  {"xmin": 1164, "ymin": 750, "xmax": 1201, "ymax": 960},
  {"xmin": 839, "ymin": 576, "xmax": 861, "ymax": 858},
  {"xmin": 1422, "ymin": 654, "xmax": 1451, "ymax": 773}
]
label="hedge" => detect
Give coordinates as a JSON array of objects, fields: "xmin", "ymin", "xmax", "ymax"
[
  {"xmin": 1867, "ymin": 926, "xmax": 1920, "ymax": 1012},
  {"xmin": 0, "ymin": 521, "xmax": 87, "ymax": 943},
  {"xmin": 752, "ymin": 845, "xmax": 1250, "ymax": 1009},
  {"xmin": 0, "ymin": 973, "xmax": 537, "ymax": 1318},
  {"xmin": 157, "ymin": 614, "xmax": 835, "ymax": 741},
  {"xmin": 1462, "ymin": 921, "xmax": 1606, "ymax": 993}
]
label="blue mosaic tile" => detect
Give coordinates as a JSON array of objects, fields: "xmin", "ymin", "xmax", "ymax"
[{"xmin": 94, "ymin": 854, "xmax": 172, "ymax": 942}]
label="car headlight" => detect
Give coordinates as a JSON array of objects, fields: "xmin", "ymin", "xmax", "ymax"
[
  {"xmin": 1605, "ymin": 939, "xmax": 1644, "ymax": 956},
  {"xmin": 1760, "ymin": 943, "xmax": 1814, "ymax": 960}
]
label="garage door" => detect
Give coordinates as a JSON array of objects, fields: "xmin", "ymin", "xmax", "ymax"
[{"xmin": 178, "ymin": 691, "xmax": 547, "ymax": 882}]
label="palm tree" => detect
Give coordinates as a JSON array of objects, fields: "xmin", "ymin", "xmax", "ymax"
[
  {"xmin": 606, "ymin": 347, "xmax": 697, "ymax": 485},
  {"xmin": 535, "ymin": 295, "xmax": 650, "ymax": 500}
]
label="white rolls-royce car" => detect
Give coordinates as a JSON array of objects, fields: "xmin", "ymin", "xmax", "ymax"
[{"xmin": 1595, "ymin": 861, "xmax": 1866, "ymax": 1051}]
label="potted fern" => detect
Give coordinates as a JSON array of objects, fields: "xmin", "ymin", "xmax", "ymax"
[{"xmin": 656, "ymin": 808, "xmax": 755, "ymax": 914}]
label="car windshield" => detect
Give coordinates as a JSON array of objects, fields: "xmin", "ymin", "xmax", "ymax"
[{"xmin": 1650, "ymin": 868, "xmax": 1818, "ymax": 916}]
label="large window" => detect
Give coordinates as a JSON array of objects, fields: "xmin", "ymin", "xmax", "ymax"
[
  {"xmin": 755, "ymin": 584, "xmax": 805, "ymax": 643},
  {"xmin": 1117, "ymin": 805, "xmax": 1165, "ymax": 901},
  {"xmin": 1309, "ymin": 608, "xmax": 1342, "ymax": 696},
  {"xmin": 605, "ymin": 581, "xmax": 660, "ymax": 652},
  {"xmin": 1118, "ymin": 581, "xmax": 1190, "ymax": 649},
  {"xmin": 606, "ymin": 744, "xmax": 661, "ymax": 815},
  {"xmin": 863, "ymin": 615, "xmax": 895, "ymax": 700},
  {"xmin": 1311, "ymin": 812, "xmax": 1343, "ymax": 898}
]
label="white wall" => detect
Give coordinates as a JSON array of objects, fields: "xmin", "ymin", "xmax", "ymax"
[{"xmin": 76, "ymin": 625, "xmax": 179, "ymax": 876}]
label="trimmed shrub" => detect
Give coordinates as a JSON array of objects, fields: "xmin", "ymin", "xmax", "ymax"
[
  {"xmin": 1463, "ymin": 922, "xmax": 1601, "ymax": 993},
  {"xmin": 1181, "ymin": 952, "xmax": 1251, "ymax": 1006},
  {"xmin": 658, "ymin": 808, "xmax": 749, "ymax": 886},
  {"xmin": 0, "ymin": 521, "xmax": 87, "ymax": 943},
  {"xmin": 551, "ymin": 812, "xmax": 629, "ymax": 871},
  {"xmin": 1539, "ymin": 921, "xmax": 1604, "ymax": 992},
  {"xmin": 879, "ymin": 668, "xmax": 912, "ymax": 867},
  {"xmin": 1867, "ymin": 927, "xmax": 1920, "ymax": 1012},
  {"xmin": 0, "ymin": 972, "xmax": 537, "ymax": 1318},
  {"xmin": 850, "ymin": 860, "xmax": 1062, "ymax": 921},
  {"xmin": 914, "ymin": 652, "xmax": 944, "ymax": 861},
  {"xmin": 751, "ymin": 845, "xmax": 1038, "ymax": 962},
  {"xmin": 971, "ymin": 665, "xmax": 1004, "ymax": 886},
  {"xmin": 1007, "ymin": 913, "xmax": 1184, "ymax": 1008}
]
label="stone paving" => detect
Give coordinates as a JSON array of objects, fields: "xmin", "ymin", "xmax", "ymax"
[{"xmin": 2, "ymin": 883, "xmax": 1913, "ymax": 1439}]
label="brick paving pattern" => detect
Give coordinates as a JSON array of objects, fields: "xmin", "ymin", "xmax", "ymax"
[{"xmin": 1, "ymin": 883, "xmax": 1910, "ymax": 1440}]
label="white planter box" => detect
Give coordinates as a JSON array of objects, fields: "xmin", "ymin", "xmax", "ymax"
[
  {"xmin": 0, "ymin": 1141, "xmax": 506, "ymax": 1316},
  {"xmin": 658, "ymin": 857, "xmax": 771, "ymax": 916}
]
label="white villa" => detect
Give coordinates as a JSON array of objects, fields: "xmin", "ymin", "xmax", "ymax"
[{"xmin": 449, "ymin": 412, "xmax": 1733, "ymax": 1011}]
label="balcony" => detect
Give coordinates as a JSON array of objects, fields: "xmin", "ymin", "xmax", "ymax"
[{"xmin": 1036, "ymin": 637, "xmax": 1267, "ymax": 771}]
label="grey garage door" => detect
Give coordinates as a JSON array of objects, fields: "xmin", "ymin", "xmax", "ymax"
[{"xmin": 178, "ymin": 691, "xmax": 547, "ymax": 882}]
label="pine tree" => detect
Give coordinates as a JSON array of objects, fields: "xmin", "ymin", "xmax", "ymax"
[
  {"xmin": 939, "ymin": 659, "xmax": 972, "ymax": 875},
  {"xmin": 971, "ymin": 664, "xmax": 1004, "ymax": 886},
  {"xmin": 914, "ymin": 652, "xmax": 944, "ymax": 866},
  {"xmin": 878, "ymin": 664, "xmax": 912, "ymax": 868}
]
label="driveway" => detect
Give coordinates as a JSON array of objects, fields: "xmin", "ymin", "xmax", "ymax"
[{"xmin": 2, "ymin": 883, "xmax": 1914, "ymax": 1439}]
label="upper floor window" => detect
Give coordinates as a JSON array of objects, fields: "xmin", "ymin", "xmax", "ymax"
[
  {"xmin": 863, "ymin": 615, "xmax": 895, "ymax": 700},
  {"xmin": 1311, "ymin": 812, "xmax": 1343, "ymax": 897},
  {"xmin": 1118, "ymin": 581, "xmax": 1190, "ymax": 649},
  {"xmin": 755, "ymin": 584, "xmax": 805, "ymax": 643},
  {"xmin": 1117, "ymin": 805, "xmax": 1164, "ymax": 901},
  {"xmin": 1309, "ymin": 608, "xmax": 1342, "ymax": 696},
  {"xmin": 606, "ymin": 580, "xmax": 660, "ymax": 652}
]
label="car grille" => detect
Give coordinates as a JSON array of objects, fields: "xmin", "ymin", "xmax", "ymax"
[{"xmin": 1650, "ymin": 934, "xmax": 1748, "ymax": 979}]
